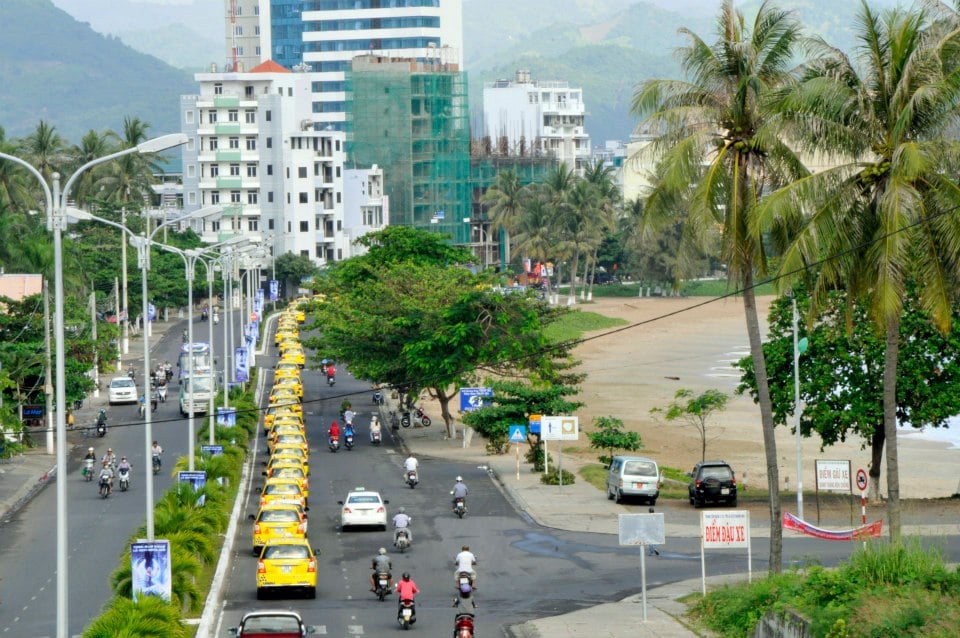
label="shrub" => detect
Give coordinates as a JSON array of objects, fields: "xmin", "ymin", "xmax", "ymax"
[{"xmin": 540, "ymin": 467, "xmax": 575, "ymax": 485}]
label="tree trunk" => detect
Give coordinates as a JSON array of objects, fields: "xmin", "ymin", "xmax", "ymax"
[
  {"xmin": 433, "ymin": 385, "xmax": 456, "ymax": 439},
  {"xmin": 883, "ymin": 316, "xmax": 902, "ymax": 542},
  {"xmin": 567, "ymin": 250, "xmax": 580, "ymax": 306},
  {"xmin": 742, "ymin": 271, "xmax": 782, "ymax": 573},
  {"xmin": 868, "ymin": 425, "xmax": 884, "ymax": 503}
]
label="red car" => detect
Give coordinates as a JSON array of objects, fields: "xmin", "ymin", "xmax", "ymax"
[{"xmin": 229, "ymin": 610, "xmax": 319, "ymax": 637}]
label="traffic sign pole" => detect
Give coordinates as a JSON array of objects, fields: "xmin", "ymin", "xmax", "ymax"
[{"xmin": 856, "ymin": 469, "xmax": 868, "ymax": 549}]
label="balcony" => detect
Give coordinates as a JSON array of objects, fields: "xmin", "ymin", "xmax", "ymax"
[
  {"xmin": 216, "ymin": 150, "xmax": 242, "ymax": 162},
  {"xmin": 214, "ymin": 95, "xmax": 241, "ymax": 108},
  {"xmin": 215, "ymin": 123, "xmax": 242, "ymax": 135},
  {"xmin": 216, "ymin": 177, "xmax": 243, "ymax": 189}
]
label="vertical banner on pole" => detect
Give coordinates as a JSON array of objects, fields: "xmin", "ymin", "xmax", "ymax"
[
  {"xmin": 541, "ymin": 416, "xmax": 578, "ymax": 489},
  {"xmin": 269, "ymin": 280, "xmax": 279, "ymax": 301},
  {"xmin": 235, "ymin": 347, "xmax": 248, "ymax": 383},
  {"xmin": 131, "ymin": 539, "xmax": 172, "ymax": 602}
]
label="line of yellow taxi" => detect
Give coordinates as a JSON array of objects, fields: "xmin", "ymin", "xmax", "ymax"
[{"xmin": 254, "ymin": 305, "xmax": 317, "ymax": 600}]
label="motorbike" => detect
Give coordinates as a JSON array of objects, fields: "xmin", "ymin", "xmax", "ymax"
[
  {"xmin": 150, "ymin": 391, "xmax": 159, "ymax": 412},
  {"xmin": 158, "ymin": 384, "xmax": 167, "ymax": 402},
  {"xmin": 395, "ymin": 528, "xmax": 411, "ymax": 553},
  {"xmin": 213, "ymin": 313, "xmax": 219, "ymax": 325},
  {"xmin": 163, "ymin": 363, "xmax": 173, "ymax": 382},
  {"xmin": 374, "ymin": 571, "xmax": 391, "ymax": 601},
  {"xmin": 373, "ymin": 389, "xmax": 384, "ymax": 405},
  {"xmin": 96, "ymin": 422, "xmax": 107, "ymax": 437},
  {"xmin": 118, "ymin": 467, "xmax": 130, "ymax": 491},
  {"xmin": 201, "ymin": 308, "xmax": 208, "ymax": 321},
  {"xmin": 401, "ymin": 407, "xmax": 431, "ymax": 428},
  {"xmin": 152, "ymin": 454, "xmax": 162, "ymax": 475},
  {"xmin": 397, "ymin": 598, "xmax": 417, "ymax": 630},
  {"xmin": 328, "ymin": 435, "xmax": 340, "ymax": 453},
  {"xmin": 127, "ymin": 366, "xmax": 136, "ymax": 381},
  {"xmin": 98, "ymin": 475, "xmax": 111, "ymax": 499},
  {"xmin": 406, "ymin": 469, "xmax": 419, "ymax": 489},
  {"xmin": 370, "ymin": 429, "xmax": 382, "ymax": 446},
  {"xmin": 83, "ymin": 458, "xmax": 95, "ymax": 481},
  {"xmin": 344, "ymin": 428, "xmax": 355, "ymax": 451},
  {"xmin": 452, "ymin": 494, "xmax": 467, "ymax": 519},
  {"xmin": 457, "ymin": 571, "xmax": 475, "ymax": 595},
  {"xmin": 327, "ymin": 374, "xmax": 336, "ymax": 387},
  {"xmin": 454, "ymin": 612, "xmax": 475, "ymax": 638}
]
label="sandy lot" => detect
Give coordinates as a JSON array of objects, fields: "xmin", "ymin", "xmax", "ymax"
[{"xmin": 567, "ymin": 295, "xmax": 960, "ymax": 499}]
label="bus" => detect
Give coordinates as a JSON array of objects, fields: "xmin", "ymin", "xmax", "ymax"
[{"xmin": 178, "ymin": 342, "xmax": 215, "ymax": 417}]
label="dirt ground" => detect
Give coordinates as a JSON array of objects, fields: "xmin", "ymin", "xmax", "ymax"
[{"xmin": 564, "ymin": 295, "xmax": 960, "ymax": 503}]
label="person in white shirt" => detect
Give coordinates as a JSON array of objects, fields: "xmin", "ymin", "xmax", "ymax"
[
  {"xmin": 369, "ymin": 415, "xmax": 382, "ymax": 442},
  {"xmin": 454, "ymin": 545, "xmax": 477, "ymax": 588},
  {"xmin": 392, "ymin": 506, "xmax": 412, "ymax": 545},
  {"xmin": 403, "ymin": 455, "xmax": 419, "ymax": 481}
]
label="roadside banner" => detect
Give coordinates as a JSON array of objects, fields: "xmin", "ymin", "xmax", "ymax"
[
  {"xmin": 131, "ymin": 539, "xmax": 171, "ymax": 602},
  {"xmin": 459, "ymin": 387, "xmax": 493, "ymax": 412},
  {"xmin": 235, "ymin": 347, "xmax": 248, "ymax": 382},
  {"xmin": 269, "ymin": 280, "xmax": 279, "ymax": 301},
  {"xmin": 782, "ymin": 512, "xmax": 882, "ymax": 540},
  {"xmin": 147, "ymin": 302, "xmax": 156, "ymax": 321},
  {"xmin": 178, "ymin": 470, "xmax": 207, "ymax": 506},
  {"xmin": 216, "ymin": 407, "xmax": 236, "ymax": 427},
  {"xmin": 201, "ymin": 444, "xmax": 224, "ymax": 456},
  {"xmin": 699, "ymin": 510, "xmax": 752, "ymax": 595}
]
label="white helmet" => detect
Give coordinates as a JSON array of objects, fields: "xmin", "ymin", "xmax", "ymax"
[
  {"xmin": 456, "ymin": 476, "xmax": 463, "ymax": 482},
  {"xmin": 378, "ymin": 547, "xmax": 387, "ymax": 555},
  {"xmin": 88, "ymin": 447, "xmax": 94, "ymax": 452}
]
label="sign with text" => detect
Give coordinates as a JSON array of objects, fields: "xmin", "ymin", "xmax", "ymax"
[
  {"xmin": 528, "ymin": 414, "xmax": 541, "ymax": 435},
  {"xmin": 201, "ymin": 444, "xmax": 224, "ymax": 456},
  {"xmin": 619, "ymin": 513, "xmax": 665, "ymax": 546},
  {"xmin": 815, "ymin": 459, "xmax": 852, "ymax": 492},
  {"xmin": 540, "ymin": 416, "xmax": 579, "ymax": 441},
  {"xmin": 216, "ymin": 407, "xmax": 236, "ymax": 428},
  {"xmin": 459, "ymin": 387, "xmax": 493, "ymax": 412},
  {"xmin": 131, "ymin": 539, "xmax": 171, "ymax": 602},
  {"xmin": 701, "ymin": 510, "xmax": 751, "ymax": 549}
]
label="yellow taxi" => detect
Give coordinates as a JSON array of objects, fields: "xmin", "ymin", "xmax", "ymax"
[
  {"xmin": 280, "ymin": 347, "xmax": 305, "ymax": 368},
  {"xmin": 275, "ymin": 360, "xmax": 300, "ymax": 376},
  {"xmin": 273, "ymin": 368, "xmax": 301, "ymax": 385},
  {"xmin": 269, "ymin": 424, "xmax": 306, "ymax": 448},
  {"xmin": 264, "ymin": 457, "xmax": 308, "ymax": 479},
  {"xmin": 267, "ymin": 451, "xmax": 309, "ymax": 476},
  {"xmin": 268, "ymin": 465, "xmax": 309, "ymax": 500},
  {"xmin": 260, "ymin": 478, "xmax": 306, "ymax": 509},
  {"xmin": 273, "ymin": 377, "xmax": 303, "ymax": 398},
  {"xmin": 275, "ymin": 328, "xmax": 299, "ymax": 348},
  {"xmin": 269, "ymin": 432, "xmax": 309, "ymax": 456},
  {"xmin": 269, "ymin": 398, "xmax": 303, "ymax": 417},
  {"xmin": 256, "ymin": 538, "xmax": 317, "ymax": 599},
  {"xmin": 251, "ymin": 503, "xmax": 308, "ymax": 555},
  {"xmin": 269, "ymin": 386, "xmax": 301, "ymax": 407},
  {"xmin": 270, "ymin": 413, "xmax": 305, "ymax": 430}
]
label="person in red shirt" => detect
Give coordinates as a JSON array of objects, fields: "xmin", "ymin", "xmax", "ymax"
[
  {"xmin": 395, "ymin": 571, "xmax": 420, "ymax": 601},
  {"xmin": 328, "ymin": 420, "xmax": 340, "ymax": 446}
]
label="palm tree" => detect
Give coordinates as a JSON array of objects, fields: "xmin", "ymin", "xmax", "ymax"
[
  {"xmin": 512, "ymin": 197, "xmax": 556, "ymax": 279},
  {"xmin": 759, "ymin": 1, "xmax": 960, "ymax": 542},
  {"xmin": 631, "ymin": 0, "xmax": 808, "ymax": 572},
  {"xmin": 562, "ymin": 178, "xmax": 602, "ymax": 304},
  {"xmin": 0, "ymin": 127, "xmax": 37, "ymax": 215},
  {"xmin": 582, "ymin": 162, "xmax": 622, "ymax": 299},
  {"xmin": 18, "ymin": 120, "xmax": 70, "ymax": 186},
  {"xmin": 70, "ymin": 129, "xmax": 117, "ymax": 206},
  {"xmin": 481, "ymin": 169, "xmax": 527, "ymax": 270},
  {"xmin": 541, "ymin": 163, "xmax": 577, "ymax": 302},
  {"xmin": 95, "ymin": 116, "xmax": 157, "ymax": 211}
]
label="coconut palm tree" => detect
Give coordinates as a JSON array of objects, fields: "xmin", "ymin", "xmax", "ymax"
[
  {"xmin": 540, "ymin": 163, "xmax": 577, "ymax": 301},
  {"xmin": 631, "ymin": 0, "xmax": 809, "ymax": 572},
  {"xmin": 512, "ymin": 196, "xmax": 556, "ymax": 289},
  {"xmin": 582, "ymin": 162, "xmax": 622, "ymax": 299},
  {"xmin": 83, "ymin": 595, "xmax": 187, "ymax": 638},
  {"xmin": 481, "ymin": 169, "xmax": 527, "ymax": 270},
  {"xmin": 759, "ymin": 1, "xmax": 960, "ymax": 542},
  {"xmin": 69, "ymin": 129, "xmax": 118, "ymax": 207},
  {"xmin": 18, "ymin": 120, "xmax": 70, "ymax": 186},
  {"xmin": 0, "ymin": 128, "xmax": 37, "ymax": 215}
]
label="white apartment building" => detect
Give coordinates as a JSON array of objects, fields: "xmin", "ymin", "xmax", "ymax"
[
  {"xmin": 179, "ymin": 60, "xmax": 351, "ymax": 266},
  {"xmin": 343, "ymin": 165, "xmax": 389, "ymax": 256},
  {"xmin": 483, "ymin": 70, "xmax": 592, "ymax": 172}
]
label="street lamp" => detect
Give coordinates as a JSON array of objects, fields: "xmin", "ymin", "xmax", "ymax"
[
  {"xmin": 0, "ymin": 132, "xmax": 187, "ymax": 638},
  {"xmin": 791, "ymin": 293, "xmax": 809, "ymax": 519},
  {"xmin": 159, "ymin": 236, "xmax": 248, "ymax": 469}
]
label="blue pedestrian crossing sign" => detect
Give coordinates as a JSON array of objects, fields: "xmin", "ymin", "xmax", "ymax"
[{"xmin": 508, "ymin": 425, "xmax": 527, "ymax": 443}]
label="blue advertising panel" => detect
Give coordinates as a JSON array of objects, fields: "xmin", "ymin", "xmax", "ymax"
[
  {"xmin": 235, "ymin": 347, "xmax": 248, "ymax": 382},
  {"xmin": 269, "ymin": 280, "xmax": 279, "ymax": 301},
  {"xmin": 131, "ymin": 540, "xmax": 171, "ymax": 602},
  {"xmin": 216, "ymin": 407, "xmax": 236, "ymax": 428},
  {"xmin": 201, "ymin": 444, "xmax": 224, "ymax": 456},
  {"xmin": 528, "ymin": 414, "xmax": 542, "ymax": 435},
  {"xmin": 147, "ymin": 302, "xmax": 156, "ymax": 321},
  {"xmin": 459, "ymin": 387, "xmax": 493, "ymax": 412},
  {"xmin": 178, "ymin": 470, "xmax": 207, "ymax": 506}
]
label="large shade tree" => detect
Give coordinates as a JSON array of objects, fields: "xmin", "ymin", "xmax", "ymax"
[
  {"xmin": 759, "ymin": 1, "xmax": 960, "ymax": 541},
  {"xmin": 631, "ymin": 0, "xmax": 810, "ymax": 572}
]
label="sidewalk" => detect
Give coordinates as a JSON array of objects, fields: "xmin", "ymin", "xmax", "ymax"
[{"xmin": 0, "ymin": 319, "xmax": 178, "ymax": 524}]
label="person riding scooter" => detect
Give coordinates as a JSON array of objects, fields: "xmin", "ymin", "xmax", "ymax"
[
  {"xmin": 370, "ymin": 547, "xmax": 393, "ymax": 593},
  {"xmin": 393, "ymin": 507, "xmax": 412, "ymax": 546}
]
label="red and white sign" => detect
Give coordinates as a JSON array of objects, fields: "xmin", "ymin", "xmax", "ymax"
[
  {"xmin": 700, "ymin": 510, "xmax": 750, "ymax": 549},
  {"xmin": 856, "ymin": 468, "xmax": 868, "ymax": 492}
]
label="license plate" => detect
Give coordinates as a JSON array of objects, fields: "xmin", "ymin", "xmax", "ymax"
[
  {"xmin": 721, "ymin": 488, "xmax": 730, "ymax": 495},
  {"xmin": 379, "ymin": 579, "xmax": 387, "ymax": 586},
  {"xmin": 282, "ymin": 566, "xmax": 292, "ymax": 573},
  {"xmin": 634, "ymin": 482, "xmax": 645, "ymax": 488},
  {"xmin": 402, "ymin": 609, "xmax": 412, "ymax": 619}
]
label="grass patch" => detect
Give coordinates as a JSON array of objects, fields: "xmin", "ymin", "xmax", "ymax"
[
  {"xmin": 579, "ymin": 464, "xmax": 608, "ymax": 492},
  {"xmin": 544, "ymin": 309, "xmax": 626, "ymax": 343},
  {"xmin": 588, "ymin": 279, "xmax": 777, "ymax": 298}
]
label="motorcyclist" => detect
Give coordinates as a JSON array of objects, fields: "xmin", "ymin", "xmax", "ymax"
[
  {"xmin": 96, "ymin": 408, "xmax": 107, "ymax": 428},
  {"xmin": 117, "ymin": 457, "xmax": 132, "ymax": 487},
  {"xmin": 369, "ymin": 415, "xmax": 382, "ymax": 442},
  {"xmin": 370, "ymin": 547, "xmax": 393, "ymax": 592},
  {"xmin": 343, "ymin": 408, "xmax": 355, "ymax": 425},
  {"xmin": 393, "ymin": 506, "xmax": 412, "ymax": 545},
  {"xmin": 138, "ymin": 393, "xmax": 147, "ymax": 418},
  {"xmin": 451, "ymin": 475, "xmax": 468, "ymax": 507},
  {"xmin": 182, "ymin": 328, "xmax": 188, "ymax": 343},
  {"xmin": 344, "ymin": 421, "xmax": 355, "ymax": 441},
  {"xmin": 101, "ymin": 447, "xmax": 117, "ymax": 470},
  {"xmin": 326, "ymin": 363, "xmax": 336, "ymax": 383},
  {"xmin": 403, "ymin": 454, "xmax": 419, "ymax": 482},
  {"xmin": 151, "ymin": 441, "xmax": 164, "ymax": 469},
  {"xmin": 328, "ymin": 420, "xmax": 340, "ymax": 446},
  {"xmin": 84, "ymin": 447, "xmax": 97, "ymax": 462},
  {"xmin": 454, "ymin": 544, "xmax": 477, "ymax": 589},
  {"xmin": 98, "ymin": 461, "xmax": 114, "ymax": 495},
  {"xmin": 395, "ymin": 571, "xmax": 420, "ymax": 602}
]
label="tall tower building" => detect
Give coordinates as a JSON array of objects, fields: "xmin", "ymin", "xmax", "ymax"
[{"xmin": 224, "ymin": 0, "xmax": 263, "ymax": 72}]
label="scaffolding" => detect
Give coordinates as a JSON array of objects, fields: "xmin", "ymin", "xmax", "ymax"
[{"xmin": 346, "ymin": 55, "xmax": 471, "ymax": 244}]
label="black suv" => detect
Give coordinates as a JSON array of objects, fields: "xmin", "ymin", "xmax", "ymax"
[{"xmin": 688, "ymin": 460, "xmax": 737, "ymax": 507}]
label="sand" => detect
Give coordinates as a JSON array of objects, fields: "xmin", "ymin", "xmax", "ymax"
[{"xmin": 567, "ymin": 295, "xmax": 960, "ymax": 499}]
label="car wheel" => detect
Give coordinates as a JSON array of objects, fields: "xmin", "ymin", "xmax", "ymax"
[
  {"xmin": 306, "ymin": 586, "xmax": 316, "ymax": 599},
  {"xmin": 694, "ymin": 495, "xmax": 704, "ymax": 508},
  {"xmin": 649, "ymin": 498, "xmax": 658, "ymax": 507},
  {"xmin": 729, "ymin": 497, "xmax": 738, "ymax": 507},
  {"xmin": 607, "ymin": 486, "xmax": 614, "ymax": 501},
  {"xmin": 380, "ymin": 524, "xmax": 387, "ymax": 532},
  {"xmin": 614, "ymin": 489, "xmax": 623, "ymax": 504},
  {"xmin": 256, "ymin": 588, "xmax": 265, "ymax": 600}
]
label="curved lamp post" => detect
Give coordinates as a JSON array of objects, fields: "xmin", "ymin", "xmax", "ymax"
[{"xmin": 0, "ymin": 133, "xmax": 188, "ymax": 638}]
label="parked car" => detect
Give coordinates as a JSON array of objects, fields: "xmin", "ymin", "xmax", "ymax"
[
  {"xmin": 606, "ymin": 455, "xmax": 661, "ymax": 504},
  {"xmin": 589, "ymin": 271, "xmax": 619, "ymax": 285},
  {"xmin": 229, "ymin": 610, "xmax": 319, "ymax": 637},
  {"xmin": 107, "ymin": 376, "xmax": 138, "ymax": 405},
  {"xmin": 688, "ymin": 460, "xmax": 738, "ymax": 507}
]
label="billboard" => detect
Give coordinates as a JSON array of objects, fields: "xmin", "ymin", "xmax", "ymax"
[
  {"xmin": 459, "ymin": 387, "xmax": 493, "ymax": 412},
  {"xmin": 131, "ymin": 540, "xmax": 171, "ymax": 602}
]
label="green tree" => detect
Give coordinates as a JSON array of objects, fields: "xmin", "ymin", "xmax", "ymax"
[
  {"xmin": 631, "ymin": 0, "xmax": 807, "ymax": 571},
  {"xmin": 18, "ymin": 119, "xmax": 70, "ymax": 185},
  {"xmin": 650, "ymin": 389, "xmax": 729, "ymax": 463},
  {"xmin": 587, "ymin": 416, "xmax": 642, "ymax": 466},
  {"xmin": 481, "ymin": 169, "xmax": 527, "ymax": 270},
  {"xmin": 273, "ymin": 252, "xmax": 319, "ymax": 298},
  {"xmin": 759, "ymin": 1, "xmax": 960, "ymax": 540}
]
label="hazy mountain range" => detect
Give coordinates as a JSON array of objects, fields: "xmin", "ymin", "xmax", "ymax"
[{"xmin": 8, "ymin": 0, "xmax": 902, "ymax": 144}]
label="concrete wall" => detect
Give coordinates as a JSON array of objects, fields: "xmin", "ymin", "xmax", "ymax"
[{"xmin": 752, "ymin": 608, "xmax": 813, "ymax": 638}]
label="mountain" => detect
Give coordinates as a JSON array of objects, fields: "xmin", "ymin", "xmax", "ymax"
[{"xmin": 0, "ymin": 0, "xmax": 196, "ymax": 142}]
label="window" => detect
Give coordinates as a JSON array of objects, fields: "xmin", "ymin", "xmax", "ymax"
[
  {"xmin": 210, "ymin": 165, "xmax": 220, "ymax": 177},
  {"xmin": 336, "ymin": 166, "xmax": 341, "ymax": 177},
  {"xmin": 301, "ymin": 250, "xmax": 309, "ymax": 258},
  {"xmin": 229, "ymin": 137, "xmax": 240, "ymax": 149},
  {"xmin": 265, "ymin": 110, "xmax": 272, "ymax": 122},
  {"xmin": 267, "ymin": 192, "xmax": 274, "ymax": 203},
  {"xmin": 187, "ymin": 164, "xmax": 196, "ymax": 178},
  {"xmin": 186, "ymin": 138, "xmax": 195, "ymax": 151},
  {"xmin": 234, "ymin": 25, "xmax": 243, "ymax": 36},
  {"xmin": 255, "ymin": 26, "xmax": 260, "ymax": 36},
  {"xmin": 255, "ymin": 45, "xmax": 261, "ymax": 56},
  {"xmin": 299, "ymin": 192, "xmax": 309, "ymax": 204},
  {"xmin": 248, "ymin": 219, "xmax": 259, "ymax": 231},
  {"xmin": 185, "ymin": 110, "xmax": 195, "ymax": 124},
  {"xmin": 245, "ymin": 85, "xmax": 254, "ymax": 97},
  {"xmin": 245, "ymin": 110, "xmax": 256, "ymax": 124},
  {"xmin": 214, "ymin": 83, "xmax": 223, "ymax": 95},
  {"xmin": 266, "ymin": 137, "xmax": 273, "ymax": 148},
  {"xmin": 208, "ymin": 110, "xmax": 218, "ymax": 124},
  {"xmin": 230, "ymin": 163, "xmax": 240, "ymax": 176},
  {"xmin": 266, "ymin": 165, "xmax": 273, "ymax": 176},
  {"xmin": 228, "ymin": 109, "xmax": 239, "ymax": 122},
  {"xmin": 210, "ymin": 220, "xmax": 220, "ymax": 232},
  {"xmin": 248, "ymin": 191, "xmax": 258, "ymax": 204},
  {"xmin": 246, "ymin": 164, "xmax": 257, "ymax": 177},
  {"xmin": 188, "ymin": 192, "xmax": 197, "ymax": 205},
  {"xmin": 211, "ymin": 191, "xmax": 220, "ymax": 204},
  {"xmin": 299, "ymin": 221, "xmax": 309, "ymax": 232},
  {"xmin": 298, "ymin": 167, "xmax": 307, "ymax": 178},
  {"xmin": 246, "ymin": 137, "xmax": 256, "ymax": 150},
  {"xmin": 236, "ymin": 46, "xmax": 244, "ymax": 56},
  {"xmin": 268, "ymin": 219, "xmax": 275, "ymax": 230},
  {"xmin": 209, "ymin": 137, "xmax": 219, "ymax": 150},
  {"xmin": 230, "ymin": 191, "xmax": 241, "ymax": 203},
  {"xmin": 336, "ymin": 192, "xmax": 341, "ymax": 203}
]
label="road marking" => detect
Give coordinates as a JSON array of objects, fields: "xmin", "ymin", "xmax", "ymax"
[{"xmin": 347, "ymin": 626, "xmax": 364, "ymax": 634}]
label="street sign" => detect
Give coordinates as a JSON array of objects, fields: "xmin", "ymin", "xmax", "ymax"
[
  {"xmin": 618, "ymin": 513, "xmax": 665, "ymax": 546},
  {"xmin": 459, "ymin": 387, "xmax": 493, "ymax": 412},
  {"xmin": 856, "ymin": 468, "xmax": 868, "ymax": 492},
  {"xmin": 508, "ymin": 425, "xmax": 527, "ymax": 443},
  {"xmin": 701, "ymin": 510, "xmax": 751, "ymax": 549},
  {"xmin": 815, "ymin": 459, "xmax": 852, "ymax": 492},
  {"xmin": 541, "ymin": 416, "xmax": 578, "ymax": 441},
  {"xmin": 528, "ymin": 414, "xmax": 541, "ymax": 434}
]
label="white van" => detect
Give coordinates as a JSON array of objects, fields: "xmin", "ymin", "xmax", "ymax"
[{"xmin": 606, "ymin": 456, "xmax": 661, "ymax": 505}]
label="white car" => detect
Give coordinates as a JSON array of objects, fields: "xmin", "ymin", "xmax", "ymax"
[
  {"xmin": 338, "ymin": 487, "xmax": 388, "ymax": 531},
  {"xmin": 107, "ymin": 377, "xmax": 138, "ymax": 405}
]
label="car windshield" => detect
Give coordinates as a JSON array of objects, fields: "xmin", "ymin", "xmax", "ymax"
[
  {"xmin": 242, "ymin": 616, "xmax": 303, "ymax": 632},
  {"xmin": 275, "ymin": 469, "xmax": 304, "ymax": 479},
  {"xmin": 348, "ymin": 495, "xmax": 381, "ymax": 504},
  {"xmin": 277, "ymin": 435, "xmax": 305, "ymax": 444},
  {"xmin": 259, "ymin": 509, "xmax": 300, "ymax": 523},
  {"xmin": 184, "ymin": 377, "xmax": 214, "ymax": 393},
  {"xmin": 701, "ymin": 467, "xmax": 733, "ymax": 480},
  {"xmin": 263, "ymin": 544, "xmax": 310, "ymax": 559},
  {"xmin": 265, "ymin": 484, "xmax": 301, "ymax": 495},
  {"xmin": 624, "ymin": 461, "xmax": 657, "ymax": 475},
  {"xmin": 111, "ymin": 378, "xmax": 135, "ymax": 388},
  {"xmin": 273, "ymin": 449, "xmax": 305, "ymax": 459}
]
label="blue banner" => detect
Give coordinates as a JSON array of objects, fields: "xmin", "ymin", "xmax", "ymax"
[
  {"xmin": 216, "ymin": 407, "xmax": 236, "ymax": 427},
  {"xmin": 269, "ymin": 280, "xmax": 279, "ymax": 301},
  {"xmin": 201, "ymin": 444, "xmax": 224, "ymax": 456},
  {"xmin": 178, "ymin": 470, "xmax": 207, "ymax": 506},
  {"xmin": 147, "ymin": 302, "xmax": 156, "ymax": 322},
  {"xmin": 459, "ymin": 387, "xmax": 493, "ymax": 412},
  {"xmin": 235, "ymin": 347, "xmax": 248, "ymax": 382},
  {"xmin": 131, "ymin": 540, "xmax": 171, "ymax": 602}
]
